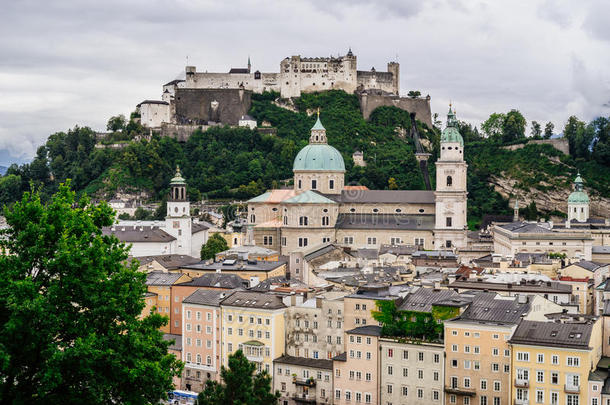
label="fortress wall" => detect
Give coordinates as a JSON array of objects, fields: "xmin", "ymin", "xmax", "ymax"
[
  {"xmin": 359, "ymin": 93, "xmax": 432, "ymax": 127},
  {"xmin": 174, "ymin": 88, "xmax": 252, "ymax": 125},
  {"xmin": 502, "ymin": 138, "xmax": 570, "ymax": 155},
  {"xmin": 185, "ymin": 72, "xmax": 280, "ymax": 93}
]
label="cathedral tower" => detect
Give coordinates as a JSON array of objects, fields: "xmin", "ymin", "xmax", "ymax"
[
  {"xmin": 165, "ymin": 166, "xmax": 192, "ymax": 254},
  {"xmin": 434, "ymin": 106, "xmax": 468, "ymax": 249}
]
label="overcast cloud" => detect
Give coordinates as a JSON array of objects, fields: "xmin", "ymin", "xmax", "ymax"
[{"xmin": 1, "ymin": 0, "xmax": 609, "ymax": 165}]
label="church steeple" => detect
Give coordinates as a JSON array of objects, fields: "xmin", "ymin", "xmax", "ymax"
[
  {"xmin": 309, "ymin": 109, "xmax": 327, "ymax": 144},
  {"xmin": 247, "ymin": 56, "xmax": 251, "ymax": 73},
  {"xmin": 169, "ymin": 166, "xmax": 187, "ymax": 201}
]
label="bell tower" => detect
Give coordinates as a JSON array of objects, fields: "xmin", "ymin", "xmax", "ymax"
[
  {"xmin": 434, "ymin": 106, "xmax": 468, "ymax": 249},
  {"xmin": 165, "ymin": 166, "xmax": 192, "ymax": 254}
]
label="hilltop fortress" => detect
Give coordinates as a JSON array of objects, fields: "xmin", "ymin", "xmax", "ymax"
[{"xmin": 137, "ymin": 50, "xmax": 432, "ymax": 136}]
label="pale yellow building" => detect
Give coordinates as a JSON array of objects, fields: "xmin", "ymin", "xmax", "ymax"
[
  {"xmin": 509, "ymin": 317, "xmax": 602, "ymax": 405},
  {"xmin": 220, "ymin": 291, "xmax": 286, "ymax": 374}
]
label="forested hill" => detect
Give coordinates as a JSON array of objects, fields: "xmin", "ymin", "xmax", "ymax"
[{"xmin": 2, "ymin": 90, "xmax": 609, "ymax": 229}]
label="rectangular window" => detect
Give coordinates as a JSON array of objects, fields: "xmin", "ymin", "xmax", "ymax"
[
  {"xmin": 446, "ymin": 217, "xmax": 452, "ymax": 227},
  {"xmin": 311, "ymin": 179, "xmax": 317, "ymax": 189},
  {"xmin": 367, "ymin": 237, "xmax": 377, "ymax": 245},
  {"xmin": 329, "ymin": 179, "xmax": 334, "ymax": 189},
  {"xmin": 343, "ymin": 236, "xmax": 354, "ymax": 245},
  {"xmin": 516, "ymin": 352, "xmax": 530, "ymax": 362},
  {"xmin": 298, "ymin": 237, "xmax": 308, "ymax": 247}
]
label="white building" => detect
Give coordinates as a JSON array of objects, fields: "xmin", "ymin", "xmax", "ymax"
[
  {"xmin": 137, "ymin": 100, "xmax": 170, "ymax": 128},
  {"xmin": 104, "ymin": 167, "xmax": 208, "ymax": 258},
  {"xmin": 568, "ymin": 173, "xmax": 590, "ymax": 223}
]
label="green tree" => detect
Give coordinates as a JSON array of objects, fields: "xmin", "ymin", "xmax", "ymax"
[
  {"xmin": 0, "ymin": 183, "xmax": 181, "ymax": 404},
  {"xmin": 201, "ymin": 233, "xmax": 229, "ymax": 260},
  {"xmin": 481, "ymin": 113, "xmax": 506, "ymax": 140},
  {"xmin": 564, "ymin": 116, "xmax": 595, "ymax": 159},
  {"xmin": 523, "ymin": 201, "xmax": 539, "ymax": 221},
  {"xmin": 591, "ymin": 117, "xmax": 610, "ymax": 166},
  {"xmin": 407, "ymin": 90, "xmax": 421, "ymax": 98},
  {"xmin": 106, "ymin": 114, "xmax": 127, "ymax": 132},
  {"xmin": 0, "ymin": 174, "xmax": 22, "ymax": 207},
  {"xmin": 502, "ymin": 109, "xmax": 527, "ymax": 143},
  {"xmin": 197, "ymin": 350, "xmax": 279, "ymax": 405},
  {"xmin": 544, "ymin": 121, "xmax": 554, "ymax": 139},
  {"xmin": 530, "ymin": 121, "xmax": 542, "ymax": 139}
]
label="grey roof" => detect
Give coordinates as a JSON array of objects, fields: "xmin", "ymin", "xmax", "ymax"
[
  {"xmin": 182, "ymin": 289, "xmax": 232, "ymax": 306},
  {"xmin": 379, "ymin": 244, "xmax": 418, "ymax": 256},
  {"xmin": 103, "ymin": 225, "xmax": 176, "ymax": 243},
  {"xmin": 346, "ymin": 325, "xmax": 382, "ymax": 336},
  {"xmin": 593, "ymin": 246, "xmax": 610, "ymax": 254},
  {"xmin": 303, "ymin": 243, "xmax": 342, "ymax": 262},
  {"xmin": 514, "ymin": 252, "xmax": 551, "ymax": 264},
  {"xmin": 335, "ymin": 213, "xmax": 435, "ymax": 230},
  {"xmin": 137, "ymin": 100, "xmax": 169, "ymax": 106},
  {"xmin": 249, "ymin": 276, "xmax": 309, "ymax": 292},
  {"xmin": 346, "ymin": 285, "xmax": 400, "ymax": 300},
  {"xmin": 135, "ymin": 254, "xmax": 200, "ymax": 270},
  {"xmin": 229, "ymin": 67, "xmax": 249, "ymax": 74},
  {"xmin": 509, "ymin": 320, "xmax": 594, "ymax": 349},
  {"xmin": 163, "ymin": 79, "xmax": 185, "ymax": 86},
  {"xmin": 333, "ymin": 352, "xmax": 347, "ymax": 362},
  {"xmin": 449, "ymin": 279, "xmax": 573, "ymax": 294},
  {"xmin": 163, "ymin": 333, "xmax": 182, "ymax": 351},
  {"xmin": 183, "ymin": 258, "xmax": 286, "ymax": 273},
  {"xmin": 273, "ymin": 355, "xmax": 333, "ymax": 370},
  {"xmin": 398, "ymin": 288, "xmax": 462, "ymax": 313},
  {"xmin": 499, "ymin": 222, "xmax": 551, "ymax": 233},
  {"xmin": 332, "ymin": 190, "xmax": 435, "ymax": 204},
  {"xmin": 457, "ymin": 292, "xmax": 530, "ymax": 325},
  {"xmin": 326, "ymin": 267, "xmax": 406, "ymax": 287},
  {"xmin": 412, "ymin": 250, "xmax": 458, "ymax": 259},
  {"xmin": 240, "ymin": 114, "xmax": 255, "ymax": 121},
  {"xmin": 571, "ymin": 260, "xmax": 605, "ymax": 272},
  {"xmin": 192, "ymin": 222, "xmax": 209, "ymax": 233},
  {"xmin": 220, "ymin": 291, "xmax": 286, "ymax": 309},
  {"xmin": 177, "ymin": 273, "xmax": 248, "ymax": 289},
  {"xmin": 351, "ymin": 248, "xmax": 379, "ymax": 259},
  {"xmin": 146, "ymin": 271, "xmax": 185, "ymax": 286}
]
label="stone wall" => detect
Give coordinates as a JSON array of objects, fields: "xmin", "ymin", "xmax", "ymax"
[
  {"xmin": 160, "ymin": 123, "xmax": 206, "ymax": 142},
  {"xmin": 358, "ymin": 91, "xmax": 433, "ymax": 127},
  {"xmin": 174, "ymin": 88, "xmax": 252, "ymax": 126},
  {"xmin": 501, "ymin": 138, "xmax": 570, "ymax": 155}
]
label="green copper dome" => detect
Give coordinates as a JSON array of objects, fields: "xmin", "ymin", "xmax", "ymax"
[
  {"xmin": 441, "ymin": 107, "xmax": 464, "ymax": 146},
  {"xmin": 170, "ymin": 166, "xmax": 186, "ymax": 185},
  {"xmin": 293, "ymin": 144, "xmax": 345, "ymax": 172},
  {"xmin": 568, "ymin": 191, "xmax": 589, "ymax": 204}
]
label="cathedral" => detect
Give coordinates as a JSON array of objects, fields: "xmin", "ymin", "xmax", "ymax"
[{"xmin": 247, "ymin": 108, "xmax": 468, "ymax": 258}]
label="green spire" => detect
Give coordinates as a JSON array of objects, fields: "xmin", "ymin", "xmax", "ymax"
[
  {"xmin": 446, "ymin": 104, "xmax": 457, "ymax": 127},
  {"xmin": 311, "ymin": 109, "xmax": 325, "ymax": 131}
]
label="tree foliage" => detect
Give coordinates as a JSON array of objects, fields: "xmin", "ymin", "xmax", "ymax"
[
  {"xmin": 530, "ymin": 121, "xmax": 542, "ymax": 139},
  {"xmin": 201, "ymin": 233, "xmax": 229, "ymax": 260},
  {"xmin": 502, "ymin": 109, "xmax": 527, "ymax": 143},
  {"xmin": 0, "ymin": 183, "xmax": 182, "ymax": 404},
  {"xmin": 544, "ymin": 121, "xmax": 554, "ymax": 139},
  {"xmin": 197, "ymin": 350, "xmax": 279, "ymax": 405}
]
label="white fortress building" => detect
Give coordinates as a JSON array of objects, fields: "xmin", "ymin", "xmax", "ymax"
[{"xmin": 246, "ymin": 108, "xmax": 468, "ymax": 269}]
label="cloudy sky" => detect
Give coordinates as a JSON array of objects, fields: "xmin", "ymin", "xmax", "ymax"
[{"xmin": 1, "ymin": 0, "xmax": 610, "ymax": 166}]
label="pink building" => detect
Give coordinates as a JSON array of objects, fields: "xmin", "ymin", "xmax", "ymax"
[
  {"xmin": 333, "ymin": 326, "xmax": 381, "ymax": 405},
  {"xmin": 181, "ymin": 289, "xmax": 230, "ymax": 392}
]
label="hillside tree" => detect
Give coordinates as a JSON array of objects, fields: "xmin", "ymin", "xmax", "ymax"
[
  {"xmin": 530, "ymin": 121, "xmax": 542, "ymax": 139},
  {"xmin": 544, "ymin": 121, "xmax": 554, "ymax": 139},
  {"xmin": 502, "ymin": 110, "xmax": 527, "ymax": 143},
  {"xmin": 0, "ymin": 183, "xmax": 182, "ymax": 404},
  {"xmin": 481, "ymin": 113, "xmax": 505, "ymax": 140}
]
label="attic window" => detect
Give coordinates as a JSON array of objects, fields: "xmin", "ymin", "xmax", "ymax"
[{"xmin": 550, "ymin": 331, "xmax": 558, "ymax": 337}]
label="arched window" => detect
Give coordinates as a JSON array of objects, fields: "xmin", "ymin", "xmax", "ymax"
[
  {"xmin": 298, "ymin": 179, "xmax": 302, "ymax": 189},
  {"xmin": 196, "ymin": 354, "xmax": 201, "ymax": 364},
  {"xmin": 299, "ymin": 216, "xmax": 308, "ymax": 226},
  {"xmin": 447, "ymin": 176, "xmax": 453, "ymax": 187}
]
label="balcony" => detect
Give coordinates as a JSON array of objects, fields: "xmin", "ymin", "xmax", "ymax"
[
  {"xmin": 564, "ymin": 384, "xmax": 580, "ymax": 394},
  {"xmin": 292, "ymin": 394, "xmax": 317, "ymax": 404},
  {"xmin": 514, "ymin": 379, "xmax": 529, "ymax": 388},
  {"xmin": 444, "ymin": 386, "xmax": 476, "ymax": 396},
  {"xmin": 514, "ymin": 399, "xmax": 529, "ymax": 405},
  {"xmin": 292, "ymin": 376, "xmax": 316, "ymax": 387}
]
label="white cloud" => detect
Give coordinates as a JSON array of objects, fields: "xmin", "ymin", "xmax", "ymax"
[{"xmin": 1, "ymin": 0, "xmax": 609, "ymax": 165}]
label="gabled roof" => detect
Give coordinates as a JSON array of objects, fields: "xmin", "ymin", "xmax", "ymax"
[
  {"xmin": 137, "ymin": 100, "xmax": 169, "ymax": 106},
  {"xmin": 346, "ymin": 325, "xmax": 382, "ymax": 336},
  {"xmin": 273, "ymin": 355, "xmax": 333, "ymax": 370},
  {"xmin": 220, "ymin": 291, "xmax": 286, "ymax": 309},
  {"xmin": 135, "ymin": 254, "xmax": 200, "ymax": 270},
  {"xmin": 177, "ymin": 273, "xmax": 248, "ymax": 289},
  {"xmin": 457, "ymin": 292, "xmax": 530, "ymax": 325},
  {"xmin": 146, "ymin": 271, "xmax": 187, "ymax": 286},
  {"xmin": 283, "ymin": 190, "xmax": 336, "ymax": 204},
  {"xmin": 571, "ymin": 260, "xmax": 605, "ymax": 272},
  {"xmin": 103, "ymin": 225, "xmax": 176, "ymax": 243},
  {"xmin": 183, "ymin": 289, "xmax": 233, "ymax": 306},
  {"xmin": 509, "ymin": 320, "xmax": 594, "ymax": 350},
  {"xmin": 398, "ymin": 288, "xmax": 462, "ymax": 313},
  {"xmin": 498, "ymin": 222, "xmax": 551, "ymax": 233}
]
